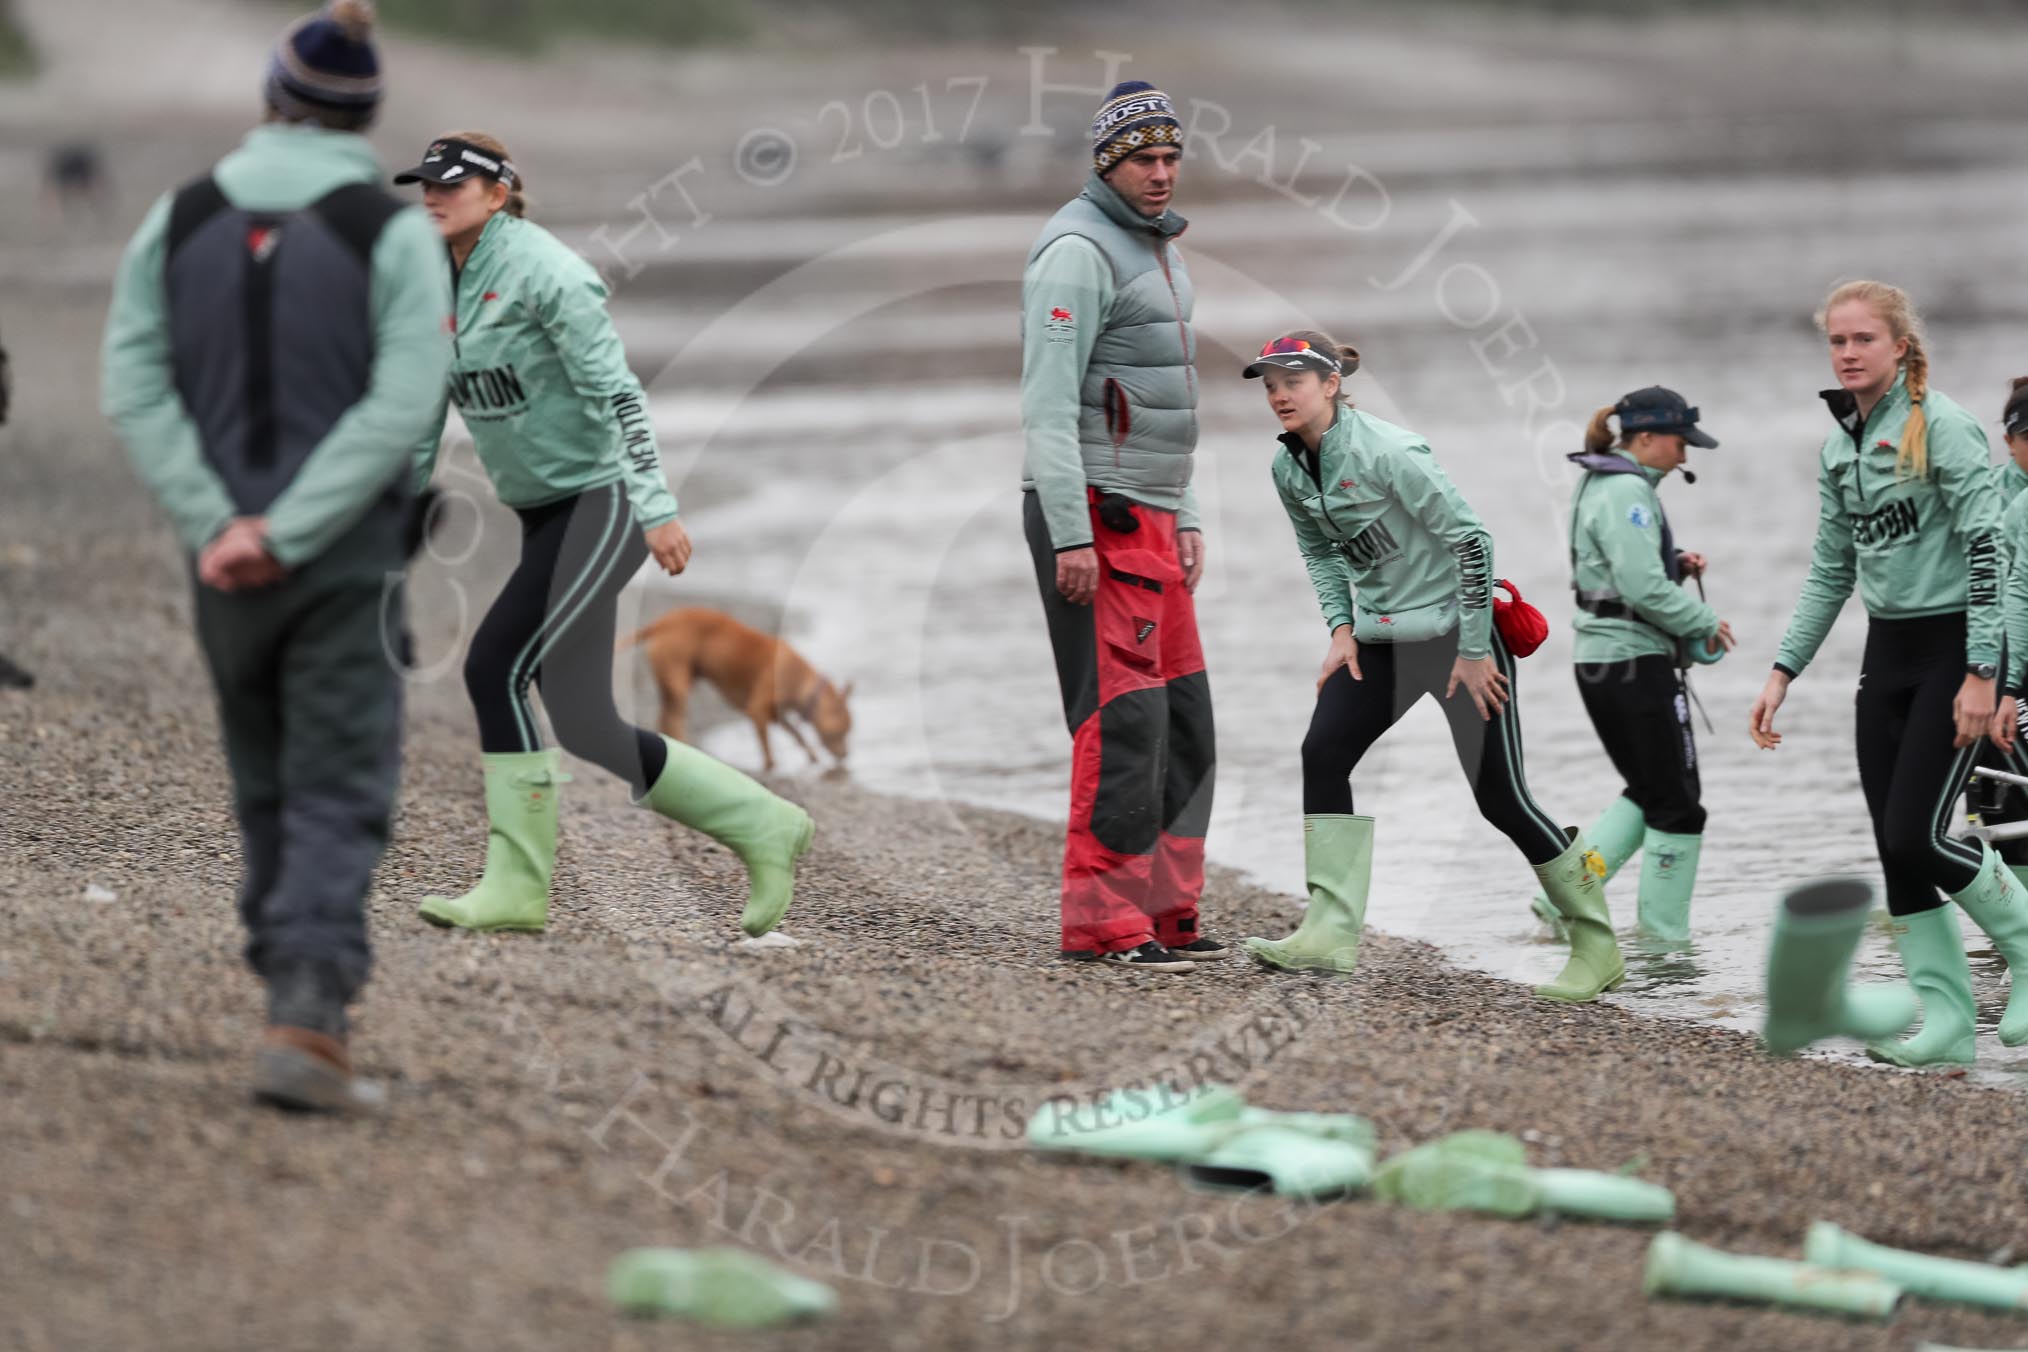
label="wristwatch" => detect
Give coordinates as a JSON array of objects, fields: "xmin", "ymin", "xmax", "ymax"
[{"xmin": 1968, "ymin": 662, "xmax": 1999, "ymax": 680}]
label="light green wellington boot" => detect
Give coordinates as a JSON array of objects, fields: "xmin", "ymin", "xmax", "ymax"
[
  {"xmin": 1761, "ymin": 877, "xmax": 1917, "ymax": 1056},
  {"xmin": 1865, "ymin": 907, "xmax": 1977, "ymax": 1067},
  {"xmin": 1530, "ymin": 795, "xmax": 1643, "ymax": 937},
  {"xmin": 419, "ymin": 750, "xmax": 568, "ymax": 932},
  {"xmin": 608, "ymin": 1247, "xmax": 836, "ymax": 1326},
  {"xmin": 1374, "ymin": 1130, "xmax": 1675, "ymax": 1223},
  {"xmin": 1947, "ymin": 843, "xmax": 2028, "ymax": 1046},
  {"xmin": 1635, "ymin": 829, "xmax": 1702, "ymax": 945},
  {"xmin": 1533, "ymin": 831, "xmax": 1625, "ymax": 1003},
  {"xmin": 640, "ymin": 736, "xmax": 814, "ymax": 937},
  {"xmin": 1243, "ymin": 814, "xmax": 1372, "ymax": 974}
]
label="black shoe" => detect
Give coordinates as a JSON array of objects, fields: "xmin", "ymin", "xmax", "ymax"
[
  {"xmin": 1167, "ymin": 936, "xmax": 1231, "ymax": 961},
  {"xmin": 1061, "ymin": 940, "xmax": 1196, "ymax": 973},
  {"xmin": 0, "ymin": 653, "xmax": 32, "ymax": 690}
]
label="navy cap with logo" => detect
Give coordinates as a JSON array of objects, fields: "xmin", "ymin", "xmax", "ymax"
[
  {"xmin": 2004, "ymin": 385, "xmax": 2028, "ymax": 440},
  {"xmin": 1617, "ymin": 386, "xmax": 1718, "ymax": 449},
  {"xmin": 393, "ymin": 138, "xmax": 518, "ymax": 188}
]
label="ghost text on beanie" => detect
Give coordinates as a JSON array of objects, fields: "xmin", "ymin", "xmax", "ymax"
[{"xmin": 1091, "ymin": 80, "xmax": 1182, "ymax": 176}]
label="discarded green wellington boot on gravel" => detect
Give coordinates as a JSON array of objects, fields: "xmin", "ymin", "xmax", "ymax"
[
  {"xmin": 1531, "ymin": 795, "xmax": 1643, "ymax": 938},
  {"xmin": 608, "ymin": 1247, "xmax": 836, "ymax": 1326},
  {"xmin": 1866, "ymin": 907, "xmax": 1978, "ymax": 1068},
  {"xmin": 1027, "ymin": 1084, "xmax": 1249, "ymax": 1161},
  {"xmin": 1244, "ymin": 813, "xmax": 1371, "ymax": 974},
  {"xmin": 1634, "ymin": 829, "xmax": 1702, "ymax": 944},
  {"xmin": 1185, "ymin": 1124, "xmax": 1376, "ymax": 1197},
  {"xmin": 419, "ymin": 750, "xmax": 568, "ymax": 932},
  {"xmin": 1373, "ymin": 1130, "xmax": 1674, "ymax": 1223},
  {"xmin": 1761, "ymin": 877, "xmax": 1916, "ymax": 1056},
  {"xmin": 639, "ymin": 736, "xmax": 814, "ymax": 937},
  {"xmin": 1533, "ymin": 831, "xmax": 1625, "ymax": 1002},
  {"xmin": 1804, "ymin": 1221, "xmax": 2028, "ymax": 1311},
  {"xmin": 1642, "ymin": 1231, "xmax": 1902, "ymax": 1318},
  {"xmin": 1947, "ymin": 843, "xmax": 2028, "ymax": 1046}
]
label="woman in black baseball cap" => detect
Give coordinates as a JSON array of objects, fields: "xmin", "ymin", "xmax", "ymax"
[
  {"xmin": 1238, "ymin": 328, "xmax": 1623, "ymax": 1004},
  {"xmin": 1535, "ymin": 387, "xmax": 1733, "ymax": 948}
]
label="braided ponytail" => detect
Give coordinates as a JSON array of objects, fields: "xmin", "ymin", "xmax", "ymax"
[{"xmin": 1817, "ymin": 279, "xmax": 1929, "ymax": 480}]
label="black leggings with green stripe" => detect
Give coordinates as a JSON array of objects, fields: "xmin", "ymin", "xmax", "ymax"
[
  {"xmin": 1857, "ymin": 613, "xmax": 1982, "ymax": 916},
  {"xmin": 464, "ymin": 482, "xmax": 667, "ymax": 794},
  {"xmin": 1302, "ymin": 628, "xmax": 1568, "ymax": 865}
]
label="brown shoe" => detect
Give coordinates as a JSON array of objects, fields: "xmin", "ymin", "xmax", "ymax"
[{"xmin": 253, "ymin": 1025, "xmax": 385, "ymax": 1114}]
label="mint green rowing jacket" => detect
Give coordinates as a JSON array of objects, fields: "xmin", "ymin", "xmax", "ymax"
[
  {"xmin": 414, "ymin": 211, "xmax": 677, "ymax": 527},
  {"xmin": 1271, "ymin": 407, "xmax": 1495, "ymax": 659},
  {"xmin": 1774, "ymin": 373, "xmax": 2005, "ymax": 677},
  {"xmin": 1567, "ymin": 448, "xmax": 1719, "ymax": 663}
]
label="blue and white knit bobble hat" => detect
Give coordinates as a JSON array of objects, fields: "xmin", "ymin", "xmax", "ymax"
[
  {"xmin": 1091, "ymin": 80, "xmax": 1183, "ymax": 176},
  {"xmin": 266, "ymin": 0, "xmax": 383, "ymax": 126}
]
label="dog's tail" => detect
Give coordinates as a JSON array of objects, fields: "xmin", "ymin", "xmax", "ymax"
[{"xmin": 615, "ymin": 611, "xmax": 674, "ymax": 655}]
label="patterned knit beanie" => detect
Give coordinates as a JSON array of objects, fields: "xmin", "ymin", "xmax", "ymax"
[
  {"xmin": 1091, "ymin": 80, "xmax": 1182, "ymax": 176},
  {"xmin": 265, "ymin": 0, "xmax": 383, "ymax": 129}
]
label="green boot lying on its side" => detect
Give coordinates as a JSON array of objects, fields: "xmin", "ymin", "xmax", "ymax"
[
  {"xmin": 608, "ymin": 1247, "xmax": 836, "ymax": 1326},
  {"xmin": 1760, "ymin": 877, "xmax": 1916, "ymax": 1056},
  {"xmin": 1643, "ymin": 1231, "xmax": 1902, "ymax": 1318},
  {"xmin": 1530, "ymin": 795, "xmax": 1643, "ymax": 938},
  {"xmin": 1804, "ymin": 1221, "xmax": 2028, "ymax": 1311},
  {"xmin": 639, "ymin": 735, "xmax": 814, "ymax": 937},
  {"xmin": 419, "ymin": 749, "xmax": 569, "ymax": 932},
  {"xmin": 1374, "ymin": 1130, "xmax": 1674, "ymax": 1223},
  {"xmin": 1244, "ymin": 814, "xmax": 1371, "ymax": 974}
]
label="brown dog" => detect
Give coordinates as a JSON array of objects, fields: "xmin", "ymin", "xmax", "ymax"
[{"xmin": 621, "ymin": 607, "xmax": 852, "ymax": 772}]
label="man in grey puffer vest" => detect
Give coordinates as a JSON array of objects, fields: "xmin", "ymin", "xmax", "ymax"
[{"xmin": 1021, "ymin": 80, "xmax": 1219, "ymax": 974}]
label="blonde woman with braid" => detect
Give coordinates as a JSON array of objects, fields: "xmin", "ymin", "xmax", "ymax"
[{"xmin": 1752, "ymin": 280, "xmax": 2028, "ymax": 1067}]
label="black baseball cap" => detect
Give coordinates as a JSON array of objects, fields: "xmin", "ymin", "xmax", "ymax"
[
  {"xmin": 2004, "ymin": 386, "xmax": 2028, "ymax": 439},
  {"xmin": 393, "ymin": 137, "xmax": 518, "ymax": 188},
  {"xmin": 1617, "ymin": 386, "xmax": 1718, "ymax": 449}
]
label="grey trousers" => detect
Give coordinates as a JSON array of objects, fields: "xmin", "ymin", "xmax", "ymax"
[{"xmin": 193, "ymin": 567, "xmax": 404, "ymax": 1002}]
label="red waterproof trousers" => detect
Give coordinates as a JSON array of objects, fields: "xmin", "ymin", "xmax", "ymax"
[{"xmin": 1025, "ymin": 489, "xmax": 1216, "ymax": 954}]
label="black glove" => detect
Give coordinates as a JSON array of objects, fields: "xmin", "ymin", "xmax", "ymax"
[{"xmin": 1094, "ymin": 492, "xmax": 1140, "ymax": 535}]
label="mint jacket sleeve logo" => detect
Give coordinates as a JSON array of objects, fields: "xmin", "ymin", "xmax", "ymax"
[{"xmin": 1272, "ymin": 411, "xmax": 1496, "ymax": 658}]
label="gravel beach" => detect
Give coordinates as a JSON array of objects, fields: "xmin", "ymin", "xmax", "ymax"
[{"xmin": 10, "ymin": 284, "xmax": 2028, "ymax": 1349}]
